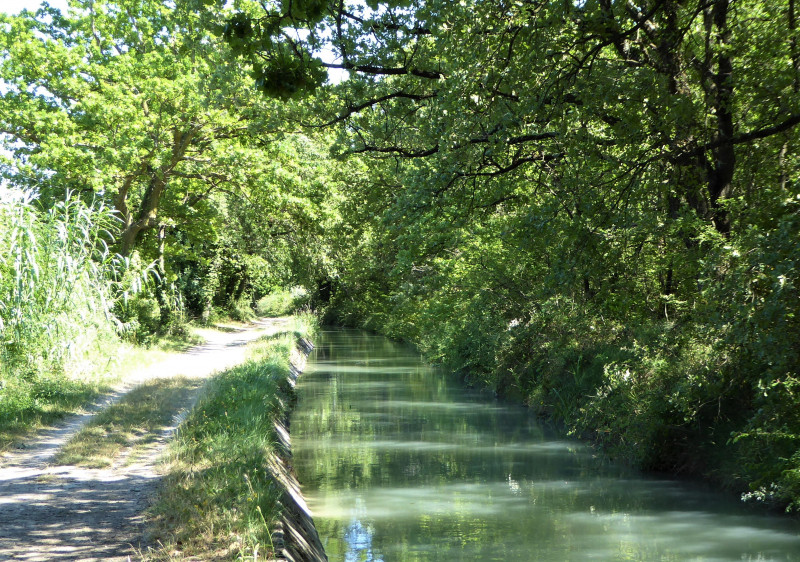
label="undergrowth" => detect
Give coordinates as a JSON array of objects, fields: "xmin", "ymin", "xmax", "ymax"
[{"xmin": 255, "ymin": 287, "xmax": 309, "ymax": 317}]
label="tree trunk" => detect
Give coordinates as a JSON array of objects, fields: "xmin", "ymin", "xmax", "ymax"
[
  {"xmin": 155, "ymin": 223, "xmax": 172, "ymax": 329},
  {"xmin": 707, "ymin": 0, "xmax": 735, "ymax": 235}
]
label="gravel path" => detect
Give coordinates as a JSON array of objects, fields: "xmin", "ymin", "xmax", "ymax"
[{"xmin": 0, "ymin": 318, "xmax": 290, "ymax": 561}]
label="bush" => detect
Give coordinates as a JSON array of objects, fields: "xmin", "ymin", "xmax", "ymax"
[
  {"xmin": 255, "ymin": 287, "xmax": 308, "ymax": 316},
  {"xmin": 228, "ymin": 293, "xmax": 256, "ymax": 322}
]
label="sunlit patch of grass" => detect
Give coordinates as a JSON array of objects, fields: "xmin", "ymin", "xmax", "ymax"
[
  {"xmin": 143, "ymin": 327, "xmax": 312, "ymax": 560},
  {"xmin": 0, "ymin": 375, "xmax": 110, "ymax": 452},
  {"xmin": 115, "ymin": 320, "xmax": 239, "ymax": 378},
  {"xmin": 54, "ymin": 377, "xmax": 202, "ymax": 468},
  {"xmin": 0, "ymin": 323, "xmax": 221, "ymax": 454},
  {"xmin": 0, "ymin": 350, "xmax": 168, "ymax": 455}
]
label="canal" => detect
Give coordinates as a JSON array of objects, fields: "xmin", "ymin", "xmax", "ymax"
[{"xmin": 291, "ymin": 329, "xmax": 800, "ymax": 561}]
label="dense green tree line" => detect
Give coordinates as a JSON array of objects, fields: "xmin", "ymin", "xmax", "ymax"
[
  {"xmin": 0, "ymin": 0, "xmax": 337, "ymax": 429},
  {"xmin": 214, "ymin": 0, "xmax": 800, "ymax": 508},
  {"xmin": 1, "ymin": 0, "xmax": 338, "ymax": 332},
  {"xmin": 2, "ymin": 0, "xmax": 799, "ymax": 510}
]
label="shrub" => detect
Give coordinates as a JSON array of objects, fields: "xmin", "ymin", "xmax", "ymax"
[{"xmin": 255, "ymin": 287, "xmax": 308, "ymax": 316}]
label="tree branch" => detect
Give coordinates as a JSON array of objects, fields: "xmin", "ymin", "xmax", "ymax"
[
  {"xmin": 322, "ymin": 61, "xmax": 445, "ymax": 80},
  {"xmin": 351, "ymin": 130, "xmax": 558, "ymax": 157},
  {"xmin": 673, "ymin": 113, "xmax": 800, "ymax": 163},
  {"xmin": 314, "ymin": 90, "xmax": 438, "ymax": 127},
  {"xmin": 340, "ymin": 9, "xmax": 431, "ymax": 35}
]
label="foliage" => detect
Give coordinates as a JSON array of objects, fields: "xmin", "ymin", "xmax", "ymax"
[
  {"xmin": 254, "ymin": 0, "xmax": 800, "ymax": 509},
  {"xmin": 255, "ymin": 287, "xmax": 309, "ymax": 317},
  {"xmin": 0, "ymin": 2, "xmax": 339, "ymax": 328},
  {"xmin": 0, "ymin": 192, "xmax": 121, "ymax": 374},
  {"xmin": 717, "ymin": 195, "xmax": 800, "ymax": 507}
]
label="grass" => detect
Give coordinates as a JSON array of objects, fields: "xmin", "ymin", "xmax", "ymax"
[
  {"xmin": 0, "ymin": 324, "xmax": 208, "ymax": 454},
  {"xmin": 143, "ymin": 320, "xmax": 312, "ymax": 560},
  {"xmin": 54, "ymin": 377, "xmax": 203, "ymax": 468},
  {"xmin": 0, "ymin": 375, "xmax": 112, "ymax": 452}
]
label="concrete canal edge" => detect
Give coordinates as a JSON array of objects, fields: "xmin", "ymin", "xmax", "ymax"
[{"xmin": 269, "ymin": 337, "xmax": 328, "ymax": 562}]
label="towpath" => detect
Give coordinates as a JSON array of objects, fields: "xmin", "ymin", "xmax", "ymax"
[{"xmin": 0, "ymin": 318, "xmax": 290, "ymax": 561}]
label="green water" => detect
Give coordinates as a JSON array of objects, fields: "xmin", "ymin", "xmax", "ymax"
[{"xmin": 291, "ymin": 329, "xmax": 800, "ymax": 561}]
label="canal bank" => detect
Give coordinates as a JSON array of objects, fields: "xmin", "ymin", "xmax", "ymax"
[
  {"xmin": 143, "ymin": 322, "xmax": 328, "ymax": 561},
  {"xmin": 269, "ymin": 337, "xmax": 328, "ymax": 562}
]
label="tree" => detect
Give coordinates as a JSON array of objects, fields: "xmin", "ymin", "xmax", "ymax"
[
  {"xmin": 1, "ymin": 0, "xmax": 281, "ymax": 252},
  {"xmin": 218, "ymin": 0, "xmax": 800, "ymax": 504},
  {"xmin": 0, "ymin": 0, "xmax": 337, "ymax": 325},
  {"xmin": 221, "ymin": 0, "xmax": 799, "ymax": 235}
]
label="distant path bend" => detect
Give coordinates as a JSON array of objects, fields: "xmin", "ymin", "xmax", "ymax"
[{"xmin": 0, "ymin": 317, "xmax": 290, "ymax": 561}]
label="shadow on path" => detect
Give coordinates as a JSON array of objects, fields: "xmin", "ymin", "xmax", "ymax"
[{"xmin": 0, "ymin": 467, "xmax": 155, "ymax": 561}]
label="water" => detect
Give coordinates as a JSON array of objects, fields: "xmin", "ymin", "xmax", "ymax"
[{"xmin": 292, "ymin": 329, "xmax": 800, "ymax": 561}]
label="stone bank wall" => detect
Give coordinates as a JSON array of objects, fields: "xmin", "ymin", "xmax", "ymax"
[{"xmin": 269, "ymin": 338, "xmax": 328, "ymax": 562}]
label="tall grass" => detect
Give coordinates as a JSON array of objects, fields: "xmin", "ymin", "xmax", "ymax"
[{"xmin": 0, "ymin": 191, "xmax": 123, "ymax": 436}]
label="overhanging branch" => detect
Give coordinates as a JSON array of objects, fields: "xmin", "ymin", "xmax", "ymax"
[
  {"xmin": 351, "ymin": 130, "xmax": 558, "ymax": 157},
  {"xmin": 672, "ymin": 113, "xmax": 800, "ymax": 164},
  {"xmin": 322, "ymin": 61, "xmax": 445, "ymax": 80}
]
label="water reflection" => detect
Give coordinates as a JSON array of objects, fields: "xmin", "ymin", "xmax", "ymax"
[
  {"xmin": 293, "ymin": 330, "xmax": 800, "ymax": 561},
  {"xmin": 343, "ymin": 499, "xmax": 384, "ymax": 562}
]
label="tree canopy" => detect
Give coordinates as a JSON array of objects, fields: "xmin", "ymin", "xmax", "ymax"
[
  {"xmin": 214, "ymin": 0, "xmax": 800, "ymax": 508},
  {"xmin": 2, "ymin": 0, "xmax": 800, "ymax": 510},
  {"xmin": 1, "ymin": 0, "xmax": 339, "ymax": 325}
]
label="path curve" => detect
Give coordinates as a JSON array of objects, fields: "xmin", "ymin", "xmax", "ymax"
[{"xmin": 0, "ymin": 317, "xmax": 290, "ymax": 561}]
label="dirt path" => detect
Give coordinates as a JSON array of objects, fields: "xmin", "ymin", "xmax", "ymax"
[{"xmin": 0, "ymin": 317, "xmax": 291, "ymax": 561}]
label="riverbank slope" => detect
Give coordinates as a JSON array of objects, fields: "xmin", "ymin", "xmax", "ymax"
[{"xmin": 143, "ymin": 318, "xmax": 327, "ymax": 560}]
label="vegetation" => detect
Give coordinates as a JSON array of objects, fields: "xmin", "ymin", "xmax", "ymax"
[
  {"xmin": 54, "ymin": 376, "xmax": 202, "ymax": 468},
  {"xmin": 0, "ymin": 0, "xmax": 339, "ymax": 328},
  {"xmin": 255, "ymin": 286, "xmax": 309, "ymax": 317},
  {"xmin": 0, "ymin": 1, "xmax": 335, "ymax": 438},
  {"xmin": 1, "ymin": 0, "xmax": 799, "ymax": 515},
  {"xmin": 144, "ymin": 321, "xmax": 313, "ymax": 560},
  {"xmin": 211, "ymin": 0, "xmax": 800, "ymax": 509},
  {"xmin": 1, "ymin": 189, "xmax": 197, "ymax": 445},
  {"xmin": 0, "ymin": 192, "xmax": 122, "ymax": 441}
]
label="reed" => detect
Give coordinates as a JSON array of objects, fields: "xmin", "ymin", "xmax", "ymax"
[{"xmin": 0, "ymin": 191, "xmax": 122, "ymax": 436}]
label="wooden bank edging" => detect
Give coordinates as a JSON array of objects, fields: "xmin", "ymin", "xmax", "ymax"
[{"xmin": 269, "ymin": 337, "xmax": 328, "ymax": 562}]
